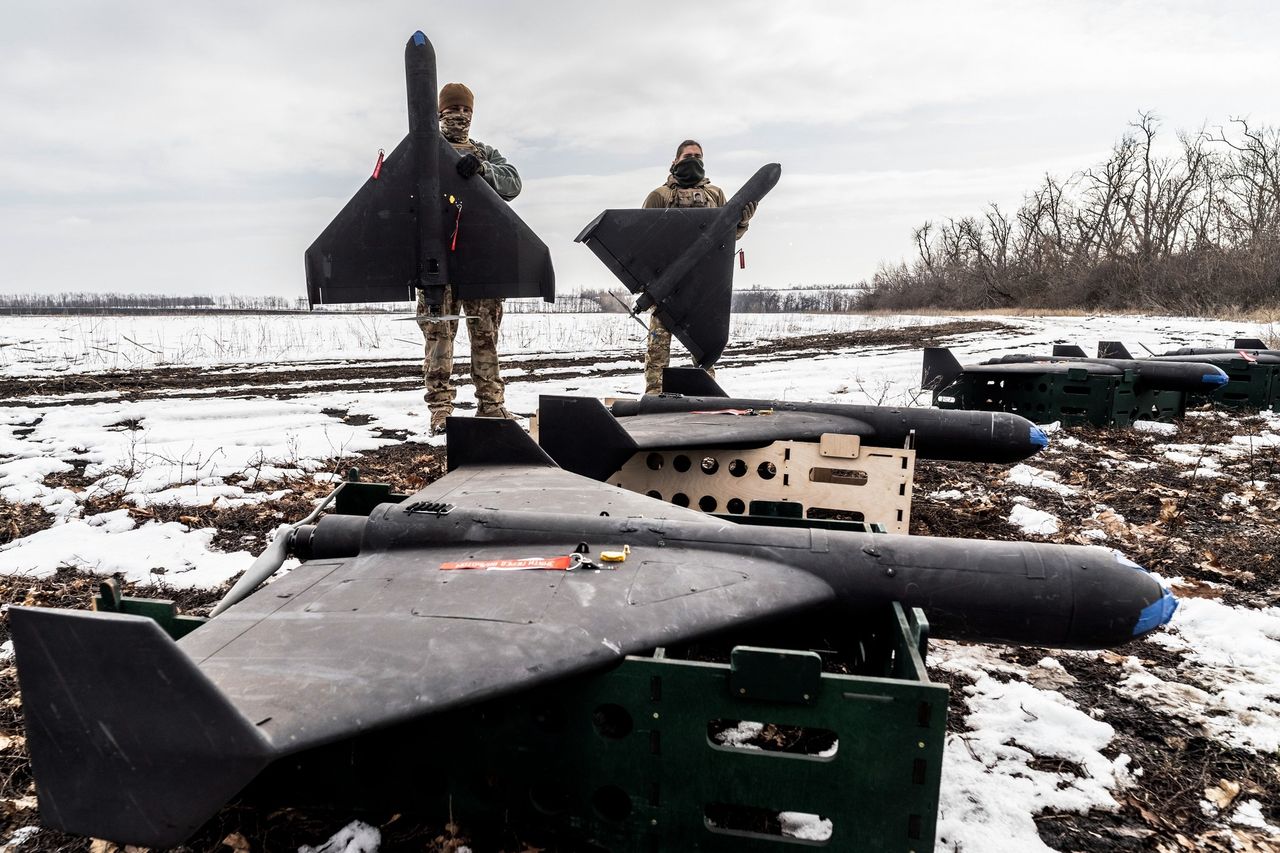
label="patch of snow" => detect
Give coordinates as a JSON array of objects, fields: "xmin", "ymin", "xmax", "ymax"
[
  {"xmin": 0, "ymin": 397, "xmax": 394, "ymax": 507},
  {"xmin": 1026, "ymin": 656, "xmax": 1077, "ymax": 689},
  {"xmin": 713, "ymin": 721, "xmax": 764, "ymax": 750},
  {"xmin": 930, "ymin": 489, "xmax": 964, "ymax": 500},
  {"xmin": 934, "ymin": 643, "xmax": 1131, "ymax": 853},
  {"xmin": 0, "ymin": 510, "xmax": 252, "ymax": 588},
  {"xmin": 1232, "ymin": 799, "xmax": 1280, "ymax": 835},
  {"xmin": 1007, "ymin": 464, "xmax": 1076, "ymax": 495},
  {"xmin": 1232, "ymin": 432, "xmax": 1280, "ymax": 449},
  {"xmin": 1133, "ymin": 420, "xmax": 1178, "ymax": 435},
  {"xmin": 0, "ymin": 456, "xmax": 71, "ymax": 488},
  {"xmin": 4, "ymin": 826, "xmax": 41, "ymax": 847},
  {"xmin": 128, "ymin": 482, "xmax": 293, "ymax": 509},
  {"xmin": 1160, "ymin": 448, "xmax": 1206, "ymax": 466},
  {"xmin": 1008, "ymin": 503, "xmax": 1060, "ymax": 536},
  {"xmin": 298, "ymin": 820, "xmax": 381, "ymax": 853},
  {"xmin": 1134, "ymin": 598, "xmax": 1280, "ymax": 752},
  {"xmin": 778, "ymin": 811, "xmax": 833, "ymax": 841}
]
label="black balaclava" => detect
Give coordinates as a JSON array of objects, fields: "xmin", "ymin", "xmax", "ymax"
[{"xmin": 671, "ymin": 157, "xmax": 705, "ymax": 187}]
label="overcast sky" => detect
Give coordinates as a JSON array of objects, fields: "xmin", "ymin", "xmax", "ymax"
[{"xmin": 3, "ymin": 1, "xmax": 1277, "ymax": 300}]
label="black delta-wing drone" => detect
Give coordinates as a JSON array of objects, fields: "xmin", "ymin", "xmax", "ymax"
[
  {"xmin": 305, "ymin": 31, "xmax": 554, "ymax": 309},
  {"xmin": 13, "ymin": 419, "xmax": 1175, "ymax": 847},
  {"xmin": 575, "ymin": 163, "xmax": 780, "ymax": 367},
  {"xmin": 923, "ymin": 347, "xmax": 1230, "ymax": 394}
]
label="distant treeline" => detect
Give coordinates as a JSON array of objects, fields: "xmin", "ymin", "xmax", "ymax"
[
  {"xmin": 859, "ymin": 114, "xmax": 1280, "ymax": 314},
  {"xmin": 514, "ymin": 285, "xmax": 866, "ymax": 314},
  {"xmin": 0, "ymin": 293, "xmax": 310, "ymax": 314},
  {"xmin": 733, "ymin": 285, "xmax": 867, "ymax": 313},
  {"xmin": 4, "ymin": 286, "xmax": 867, "ymax": 315}
]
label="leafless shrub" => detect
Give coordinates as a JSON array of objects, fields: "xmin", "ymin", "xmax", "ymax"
[{"xmin": 861, "ymin": 113, "xmax": 1280, "ymax": 316}]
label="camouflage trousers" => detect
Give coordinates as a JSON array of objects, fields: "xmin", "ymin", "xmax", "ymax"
[
  {"xmin": 643, "ymin": 312, "xmax": 714, "ymax": 396},
  {"xmin": 417, "ymin": 288, "xmax": 506, "ymax": 414}
]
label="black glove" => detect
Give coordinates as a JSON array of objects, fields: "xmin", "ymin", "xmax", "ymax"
[{"xmin": 457, "ymin": 153, "xmax": 483, "ymax": 178}]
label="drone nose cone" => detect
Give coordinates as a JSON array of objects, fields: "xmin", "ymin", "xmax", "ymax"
[
  {"xmin": 1203, "ymin": 370, "xmax": 1229, "ymax": 387},
  {"xmin": 412, "ymin": 31, "xmax": 427, "ymax": 45},
  {"xmin": 1133, "ymin": 587, "xmax": 1179, "ymax": 636},
  {"xmin": 1110, "ymin": 551, "xmax": 1179, "ymax": 638},
  {"xmin": 1029, "ymin": 425, "xmax": 1049, "ymax": 449}
]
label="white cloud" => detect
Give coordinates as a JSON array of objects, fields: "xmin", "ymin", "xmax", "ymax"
[{"xmin": 1, "ymin": 1, "xmax": 1278, "ymax": 295}]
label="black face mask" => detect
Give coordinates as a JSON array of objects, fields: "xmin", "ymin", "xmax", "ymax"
[{"xmin": 671, "ymin": 157, "xmax": 705, "ymax": 187}]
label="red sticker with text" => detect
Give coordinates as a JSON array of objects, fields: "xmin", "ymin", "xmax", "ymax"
[{"xmin": 440, "ymin": 555, "xmax": 576, "ymax": 571}]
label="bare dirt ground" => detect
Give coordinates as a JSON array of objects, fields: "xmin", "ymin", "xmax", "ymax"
[{"xmin": 0, "ymin": 321, "xmax": 1277, "ymax": 852}]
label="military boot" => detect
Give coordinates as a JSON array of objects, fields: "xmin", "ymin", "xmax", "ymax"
[
  {"xmin": 430, "ymin": 407, "xmax": 452, "ymax": 435},
  {"xmin": 476, "ymin": 402, "xmax": 515, "ymax": 419}
]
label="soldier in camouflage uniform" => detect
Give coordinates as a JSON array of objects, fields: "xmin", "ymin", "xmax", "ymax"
[
  {"xmin": 641, "ymin": 139, "xmax": 756, "ymax": 396},
  {"xmin": 418, "ymin": 82, "xmax": 523, "ymax": 434}
]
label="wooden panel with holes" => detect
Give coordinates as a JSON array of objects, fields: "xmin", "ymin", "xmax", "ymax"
[{"xmin": 608, "ymin": 435, "xmax": 915, "ymax": 534}]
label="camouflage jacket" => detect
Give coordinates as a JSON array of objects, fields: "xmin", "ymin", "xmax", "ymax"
[
  {"xmin": 451, "ymin": 138, "xmax": 522, "ymax": 201},
  {"xmin": 642, "ymin": 176, "xmax": 747, "ymax": 238}
]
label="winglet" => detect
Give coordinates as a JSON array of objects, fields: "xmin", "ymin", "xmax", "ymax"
[
  {"xmin": 1052, "ymin": 344, "xmax": 1088, "ymax": 357},
  {"xmin": 537, "ymin": 396, "xmax": 639, "ymax": 481},
  {"xmin": 10, "ymin": 606, "xmax": 272, "ymax": 847},
  {"xmin": 662, "ymin": 367, "xmax": 729, "ymax": 397},
  {"xmin": 1235, "ymin": 337, "xmax": 1267, "ymax": 350},
  {"xmin": 1098, "ymin": 341, "xmax": 1133, "ymax": 359},
  {"xmin": 445, "ymin": 417, "xmax": 557, "ymax": 472},
  {"xmin": 922, "ymin": 347, "xmax": 964, "ymax": 391}
]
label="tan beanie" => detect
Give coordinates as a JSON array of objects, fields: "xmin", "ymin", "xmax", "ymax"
[{"xmin": 439, "ymin": 83, "xmax": 475, "ymax": 112}]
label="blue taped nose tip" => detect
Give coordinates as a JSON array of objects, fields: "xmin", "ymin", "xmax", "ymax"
[
  {"xmin": 1029, "ymin": 426, "xmax": 1049, "ymax": 448},
  {"xmin": 1203, "ymin": 372, "xmax": 1229, "ymax": 386},
  {"xmin": 1133, "ymin": 588, "xmax": 1179, "ymax": 636},
  {"xmin": 412, "ymin": 31, "xmax": 427, "ymax": 45}
]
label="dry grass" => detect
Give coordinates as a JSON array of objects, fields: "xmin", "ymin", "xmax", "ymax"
[{"xmin": 855, "ymin": 305, "xmax": 1280, "ymax": 323}]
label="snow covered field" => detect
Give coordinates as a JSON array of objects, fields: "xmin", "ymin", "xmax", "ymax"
[{"xmin": 1, "ymin": 310, "xmax": 1277, "ymax": 851}]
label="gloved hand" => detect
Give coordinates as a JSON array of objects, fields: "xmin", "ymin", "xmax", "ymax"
[
  {"xmin": 457, "ymin": 153, "xmax": 483, "ymax": 178},
  {"xmin": 739, "ymin": 200, "xmax": 758, "ymax": 228}
]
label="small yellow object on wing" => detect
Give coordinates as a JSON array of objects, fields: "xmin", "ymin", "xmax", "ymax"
[{"xmin": 600, "ymin": 544, "xmax": 631, "ymax": 563}]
